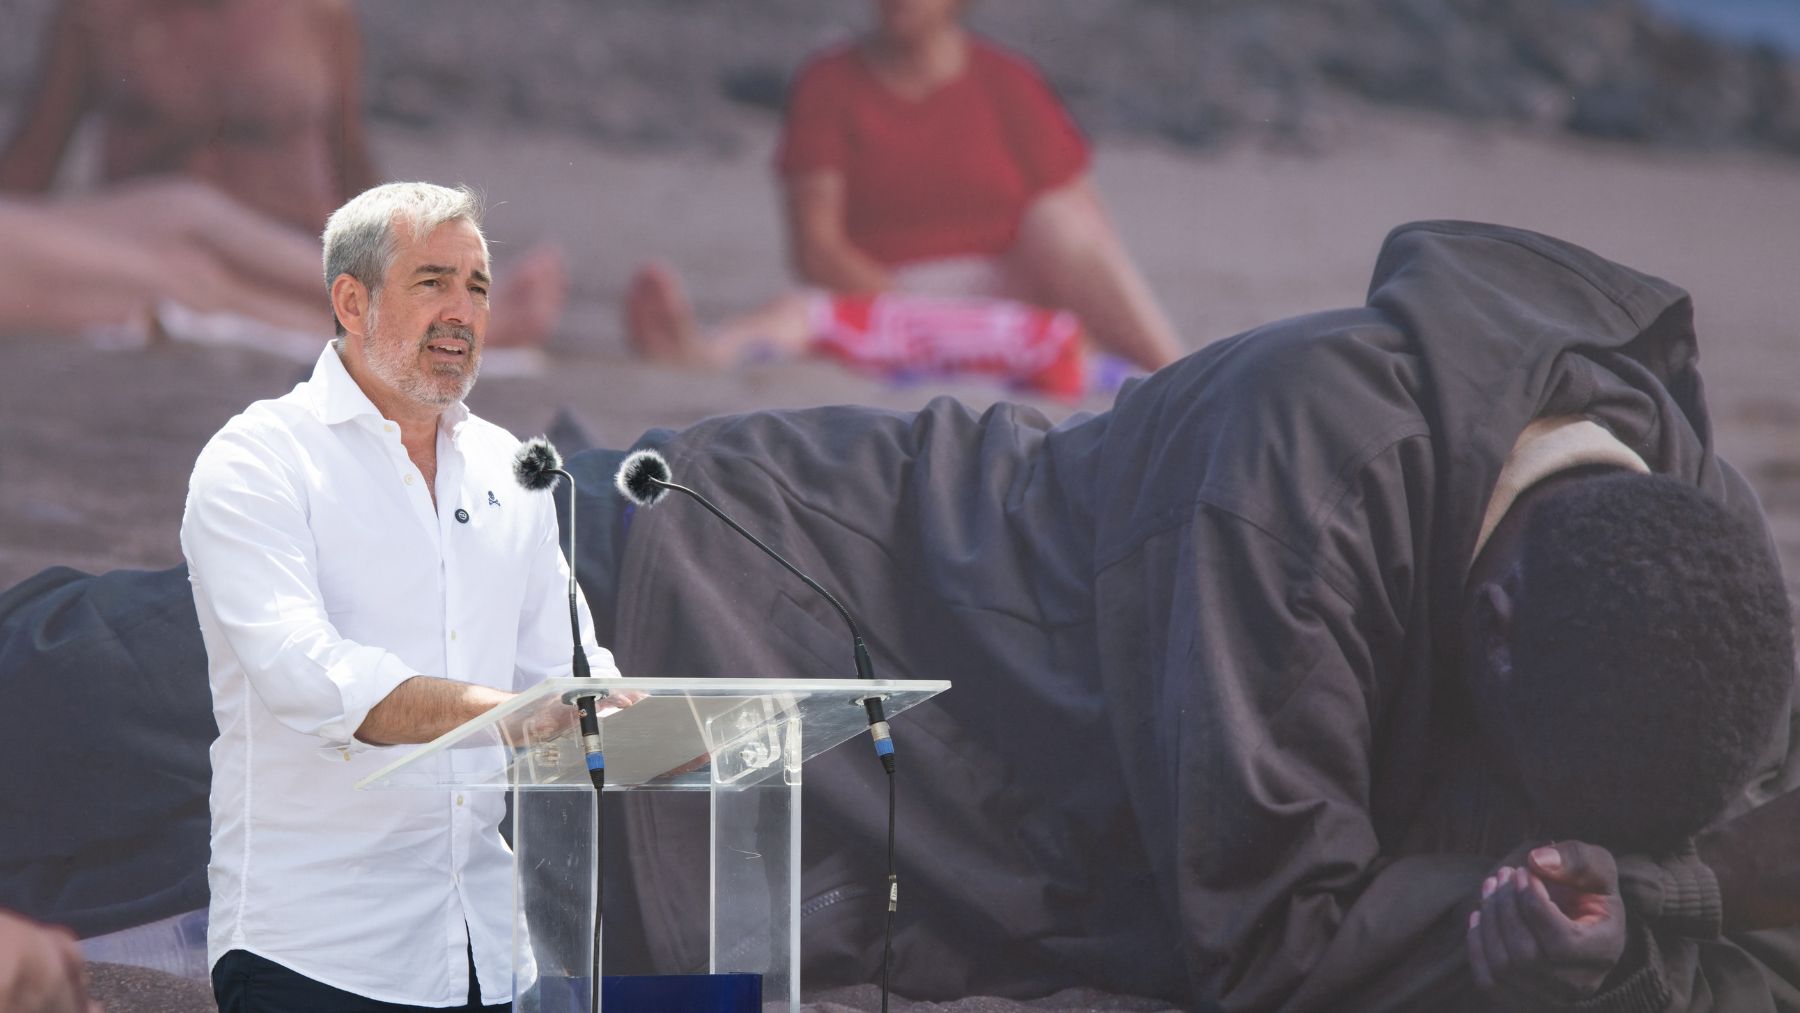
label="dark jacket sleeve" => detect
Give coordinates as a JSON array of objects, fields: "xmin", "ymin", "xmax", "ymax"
[{"xmin": 1090, "ymin": 419, "xmax": 1480, "ymax": 1009}]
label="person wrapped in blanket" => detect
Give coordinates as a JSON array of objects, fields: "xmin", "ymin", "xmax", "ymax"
[
  {"xmin": 7, "ymin": 221, "xmax": 1800, "ymax": 1011},
  {"xmin": 623, "ymin": 0, "xmax": 1184, "ymax": 399}
]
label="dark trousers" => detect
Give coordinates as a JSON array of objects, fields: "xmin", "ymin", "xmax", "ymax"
[{"xmin": 212, "ymin": 948, "xmax": 510, "ymax": 1013}]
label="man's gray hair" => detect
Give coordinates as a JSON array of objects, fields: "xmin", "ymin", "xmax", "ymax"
[{"xmin": 321, "ymin": 182, "xmax": 488, "ymax": 339}]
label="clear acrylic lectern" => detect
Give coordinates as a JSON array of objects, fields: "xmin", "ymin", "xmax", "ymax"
[{"xmin": 357, "ymin": 677, "xmax": 948, "ymax": 1012}]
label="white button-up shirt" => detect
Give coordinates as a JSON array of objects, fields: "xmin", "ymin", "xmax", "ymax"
[{"xmin": 180, "ymin": 346, "xmax": 615, "ymax": 1005}]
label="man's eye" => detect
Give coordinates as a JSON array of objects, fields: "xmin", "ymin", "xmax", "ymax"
[
  {"xmin": 470, "ymin": 286, "xmax": 488, "ymax": 297},
  {"xmin": 419, "ymin": 278, "xmax": 439, "ymax": 288}
]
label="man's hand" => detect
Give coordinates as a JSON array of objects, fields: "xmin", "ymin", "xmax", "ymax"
[
  {"xmin": 498, "ymin": 688, "xmax": 643, "ymax": 748},
  {"xmin": 1467, "ymin": 841, "xmax": 1628, "ymax": 1006},
  {"xmin": 0, "ymin": 910, "xmax": 100, "ymax": 1013}
]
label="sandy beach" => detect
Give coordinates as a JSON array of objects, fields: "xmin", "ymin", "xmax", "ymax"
[{"xmin": 4, "ymin": 104, "xmax": 1799, "ymax": 598}]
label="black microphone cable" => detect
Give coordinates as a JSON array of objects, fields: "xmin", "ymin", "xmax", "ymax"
[
  {"xmin": 514, "ymin": 437, "xmax": 606, "ymax": 1013},
  {"xmin": 614, "ymin": 448, "xmax": 900, "ymax": 1012}
]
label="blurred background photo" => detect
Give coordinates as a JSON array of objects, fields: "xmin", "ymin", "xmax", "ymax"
[{"xmin": 2, "ymin": 0, "xmax": 1799, "ymax": 1008}]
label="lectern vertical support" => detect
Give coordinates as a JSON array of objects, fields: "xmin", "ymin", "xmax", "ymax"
[{"xmin": 708, "ymin": 710, "xmax": 803, "ymax": 1004}]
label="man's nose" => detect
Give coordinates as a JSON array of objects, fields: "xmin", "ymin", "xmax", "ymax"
[{"xmin": 440, "ymin": 285, "xmax": 475, "ymax": 326}]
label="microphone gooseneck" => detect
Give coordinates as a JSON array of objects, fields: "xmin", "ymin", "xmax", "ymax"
[
  {"xmin": 613, "ymin": 451, "xmax": 894, "ymax": 769},
  {"xmin": 616, "ymin": 448, "xmax": 901, "ymax": 1012},
  {"xmin": 516, "ymin": 436, "xmax": 607, "ymax": 1013},
  {"xmin": 513, "ymin": 438, "xmax": 604, "ymax": 781}
]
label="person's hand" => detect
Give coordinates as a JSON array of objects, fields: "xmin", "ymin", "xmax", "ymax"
[
  {"xmin": 497, "ymin": 687, "xmax": 646, "ymax": 752},
  {"xmin": 594, "ymin": 688, "xmax": 646, "ymax": 716},
  {"xmin": 0, "ymin": 910, "xmax": 100, "ymax": 1013},
  {"xmin": 1467, "ymin": 841, "xmax": 1628, "ymax": 1006}
]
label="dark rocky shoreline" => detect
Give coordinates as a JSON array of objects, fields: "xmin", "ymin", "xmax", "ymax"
[
  {"xmin": 2, "ymin": 0, "xmax": 1797, "ymax": 157},
  {"xmin": 362, "ymin": 0, "xmax": 1800, "ymax": 157}
]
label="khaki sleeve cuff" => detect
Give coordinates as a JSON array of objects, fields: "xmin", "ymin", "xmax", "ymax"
[{"xmin": 1617, "ymin": 842, "xmax": 1723, "ymax": 940}]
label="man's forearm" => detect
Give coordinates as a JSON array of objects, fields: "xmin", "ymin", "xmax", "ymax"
[{"xmin": 354, "ymin": 676, "xmax": 513, "ymax": 746}]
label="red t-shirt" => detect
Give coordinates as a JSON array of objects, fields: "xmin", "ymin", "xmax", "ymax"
[{"xmin": 776, "ymin": 38, "xmax": 1090, "ymax": 267}]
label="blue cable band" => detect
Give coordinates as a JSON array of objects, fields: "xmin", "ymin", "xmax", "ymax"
[
  {"xmin": 873, "ymin": 738, "xmax": 895, "ymax": 757},
  {"xmin": 586, "ymin": 753, "xmax": 606, "ymax": 771}
]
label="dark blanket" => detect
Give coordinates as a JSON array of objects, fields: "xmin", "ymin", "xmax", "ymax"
[
  {"xmin": 0, "ymin": 567, "xmax": 212, "ymax": 939},
  {"xmin": 598, "ymin": 221, "xmax": 1800, "ymax": 1009}
]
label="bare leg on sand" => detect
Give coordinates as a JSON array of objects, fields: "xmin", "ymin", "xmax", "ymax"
[
  {"xmin": 489, "ymin": 244, "xmax": 568, "ymax": 349},
  {"xmin": 0, "ymin": 196, "xmax": 324, "ymax": 338},
  {"xmin": 1008, "ymin": 180, "xmax": 1184, "ymax": 372},
  {"xmin": 55, "ymin": 179, "xmax": 323, "ymax": 310},
  {"xmin": 2, "ymin": 181, "xmax": 566, "ymax": 362},
  {"xmin": 625, "ymin": 261, "xmax": 814, "ymax": 368},
  {"xmin": 623, "ymin": 178, "xmax": 1182, "ymax": 378}
]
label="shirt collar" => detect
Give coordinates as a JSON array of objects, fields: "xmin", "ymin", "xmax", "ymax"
[
  {"xmin": 1471, "ymin": 415, "xmax": 1649, "ymax": 564},
  {"xmin": 303, "ymin": 344, "xmax": 472, "ymax": 432}
]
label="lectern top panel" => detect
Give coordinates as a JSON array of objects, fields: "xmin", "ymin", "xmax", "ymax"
[{"xmin": 355, "ymin": 678, "xmax": 949, "ymax": 792}]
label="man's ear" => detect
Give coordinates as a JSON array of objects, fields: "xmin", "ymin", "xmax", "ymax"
[{"xmin": 330, "ymin": 274, "xmax": 371, "ymax": 340}]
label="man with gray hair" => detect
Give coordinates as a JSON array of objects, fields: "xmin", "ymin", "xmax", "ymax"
[{"xmin": 180, "ymin": 181, "xmax": 615, "ymax": 1011}]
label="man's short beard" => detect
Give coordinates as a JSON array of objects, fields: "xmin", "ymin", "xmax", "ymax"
[
  {"xmin": 363, "ymin": 293, "xmax": 480, "ymax": 407},
  {"xmin": 419, "ymin": 322, "xmax": 481, "ymax": 405}
]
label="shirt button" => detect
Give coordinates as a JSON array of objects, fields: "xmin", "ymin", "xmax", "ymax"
[
  {"xmin": 404, "ymin": 474, "xmax": 415, "ymax": 486},
  {"xmin": 450, "ymin": 630, "xmax": 458, "ymax": 641},
  {"xmin": 456, "ymin": 794, "xmax": 465, "ymax": 806},
  {"xmin": 383, "ymin": 423, "xmax": 394, "ymax": 434}
]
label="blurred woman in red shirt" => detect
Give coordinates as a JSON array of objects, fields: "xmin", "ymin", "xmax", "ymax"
[{"xmin": 626, "ymin": 0, "xmax": 1183, "ymax": 399}]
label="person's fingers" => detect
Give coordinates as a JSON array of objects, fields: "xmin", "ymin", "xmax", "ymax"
[
  {"xmin": 0, "ymin": 917, "xmax": 86, "ymax": 1013},
  {"xmin": 54, "ymin": 930, "xmax": 94, "ymax": 1013},
  {"xmin": 28, "ymin": 926, "xmax": 85, "ymax": 1013},
  {"xmin": 1518, "ymin": 869, "xmax": 1581, "ymax": 958},
  {"xmin": 602, "ymin": 689, "xmax": 647, "ymax": 710},
  {"xmin": 1493, "ymin": 869, "xmax": 1545, "ymax": 967},
  {"xmin": 1529, "ymin": 841, "xmax": 1619, "ymax": 896},
  {"xmin": 1479, "ymin": 871, "xmax": 1516, "ymax": 972},
  {"xmin": 1467, "ymin": 910, "xmax": 1496, "ymax": 990}
]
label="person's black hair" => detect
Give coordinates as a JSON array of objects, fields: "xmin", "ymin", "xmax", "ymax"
[{"xmin": 1507, "ymin": 472, "xmax": 1794, "ymax": 852}]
